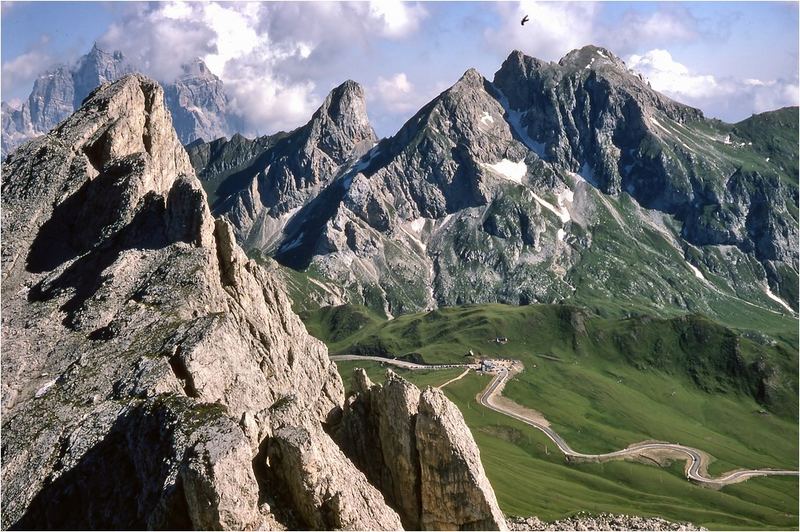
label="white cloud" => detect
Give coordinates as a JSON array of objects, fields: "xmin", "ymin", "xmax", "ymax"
[
  {"xmin": 608, "ymin": 9, "xmax": 698, "ymax": 54},
  {"xmin": 375, "ymin": 72, "xmax": 416, "ymax": 113},
  {"xmin": 485, "ymin": 1, "xmax": 596, "ymax": 61},
  {"xmin": 484, "ymin": 3, "xmax": 703, "ymax": 60},
  {"xmin": 628, "ymin": 49, "xmax": 799, "ymax": 119},
  {"xmin": 627, "ymin": 49, "xmax": 722, "ymax": 99},
  {"xmin": 1, "ymin": 35, "xmax": 55, "ymax": 94},
  {"xmin": 95, "ymin": 1, "xmax": 430, "ymax": 136},
  {"xmin": 368, "ymin": 1, "xmax": 428, "ymax": 39}
]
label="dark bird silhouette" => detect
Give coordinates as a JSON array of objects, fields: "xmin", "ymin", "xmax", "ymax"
[{"xmin": 521, "ymin": 15, "xmax": 530, "ymax": 26}]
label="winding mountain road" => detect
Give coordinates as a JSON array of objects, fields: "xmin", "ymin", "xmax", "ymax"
[
  {"xmin": 481, "ymin": 367, "xmax": 799, "ymax": 486},
  {"xmin": 332, "ymin": 354, "xmax": 799, "ymax": 487}
]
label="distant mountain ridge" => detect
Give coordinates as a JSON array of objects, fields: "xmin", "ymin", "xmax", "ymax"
[
  {"xmin": 188, "ymin": 45, "xmax": 798, "ymax": 323},
  {"xmin": 1, "ymin": 44, "xmax": 239, "ymax": 154}
]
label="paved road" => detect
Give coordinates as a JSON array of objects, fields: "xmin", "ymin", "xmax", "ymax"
[
  {"xmin": 479, "ymin": 368, "xmax": 799, "ymax": 486},
  {"xmin": 330, "ymin": 355, "xmax": 477, "ymax": 371}
]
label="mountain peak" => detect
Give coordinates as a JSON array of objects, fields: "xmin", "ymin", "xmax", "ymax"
[
  {"xmin": 316, "ymin": 79, "xmax": 373, "ymax": 137},
  {"xmin": 323, "ymin": 79, "xmax": 365, "ymax": 106},
  {"xmin": 179, "ymin": 57, "xmax": 217, "ymax": 79},
  {"xmin": 73, "ymin": 43, "xmax": 132, "ymax": 96},
  {"xmin": 455, "ymin": 67, "xmax": 485, "ymax": 88},
  {"xmin": 558, "ymin": 44, "xmax": 625, "ymax": 71},
  {"xmin": 85, "ymin": 42, "xmax": 125, "ymax": 63}
]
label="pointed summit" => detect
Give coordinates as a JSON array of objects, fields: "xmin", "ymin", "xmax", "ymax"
[
  {"xmin": 308, "ymin": 80, "xmax": 376, "ymax": 161},
  {"xmin": 558, "ymin": 44, "xmax": 626, "ymax": 71},
  {"xmin": 178, "ymin": 57, "xmax": 216, "ymax": 79},
  {"xmin": 450, "ymin": 68, "xmax": 487, "ymax": 94},
  {"xmin": 320, "ymin": 80, "xmax": 369, "ymax": 126},
  {"xmin": 72, "ymin": 44, "xmax": 133, "ymax": 108}
]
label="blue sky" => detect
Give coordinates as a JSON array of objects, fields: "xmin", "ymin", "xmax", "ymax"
[{"xmin": 2, "ymin": 1, "xmax": 798, "ymax": 138}]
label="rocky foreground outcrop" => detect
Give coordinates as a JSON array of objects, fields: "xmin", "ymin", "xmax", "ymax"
[
  {"xmin": 336, "ymin": 369, "xmax": 508, "ymax": 530},
  {"xmin": 507, "ymin": 513, "xmax": 705, "ymax": 531},
  {"xmin": 0, "ymin": 74, "xmax": 504, "ymax": 530}
]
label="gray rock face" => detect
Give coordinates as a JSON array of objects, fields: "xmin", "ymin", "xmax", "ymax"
[
  {"xmin": 2, "ymin": 45, "xmax": 237, "ymax": 155},
  {"xmin": 492, "ymin": 47, "xmax": 797, "ymax": 281},
  {"xmin": 72, "ymin": 44, "xmax": 135, "ymax": 109},
  {"xmin": 267, "ymin": 398, "xmax": 404, "ymax": 530},
  {"xmin": 336, "ymin": 369, "xmax": 507, "ymax": 531},
  {"xmin": 197, "ymin": 45, "xmax": 796, "ymax": 319},
  {"xmin": 165, "ymin": 58, "xmax": 240, "ymax": 145},
  {"xmin": 3, "ymin": 73, "xmax": 507, "ymax": 531},
  {"xmin": 187, "ymin": 80, "xmax": 378, "ymax": 252},
  {"xmin": 1, "ymin": 44, "xmax": 133, "ymax": 155},
  {"xmin": 0, "ymin": 74, "xmax": 349, "ymax": 529},
  {"xmin": 416, "ymin": 388, "xmax": 508, "ymax": 531}
]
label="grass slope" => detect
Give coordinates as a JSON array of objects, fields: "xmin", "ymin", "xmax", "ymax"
[
  {"xmin": 319, "ymin": 303, "xmax": 798, "ymax": 529},
  {"xmin": 336, "ymin": 363, "xmax": 798, "ymax": 530}
]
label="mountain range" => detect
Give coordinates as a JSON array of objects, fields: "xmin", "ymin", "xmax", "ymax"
[
  {"xmin": 1, "ymin": 43, "xmax": 797, "ymax": 530},
  {"xmin": 1, "ymin": 44, "xmax": 239, "ymax": 154},
  {"xmin": 186, "ymin": 45, "xmax": 798, "ymax": 323}
]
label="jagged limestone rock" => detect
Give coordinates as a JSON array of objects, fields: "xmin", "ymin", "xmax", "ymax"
[
  {"xmin": 231, "ymin": 46, "xmax": 795, "ymax": 317},
  {"xmin": 4, "ymin": 71, "xmax": 509, "ymax": 531},
  {"xmin": 416, "ymin": 387, "xmax": 508, "ymax": 531},
  {"xmin": 336, "ymin": 369, "xmax": 507, "ymax": 531},
  {"xmin": 2, "ymin": 45, "xmax": 238, "ymax": 155},
  {"xmin": 165, "ymin": 58, "xmax": 240, "ymax": 145},
  {"xmin": 1, "ymin": 74, "xmax": 342, "ymax": 529},
  {"xmin": 187, "ymin": 79, "xmax": 378, "ymax": 254},
  {"xmin": 267, "ymin": 398, "xmax": 404, "ymax": 530}
]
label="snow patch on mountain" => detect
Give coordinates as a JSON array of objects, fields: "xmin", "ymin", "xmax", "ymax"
[
  {"xmin": 494, "ymin": 89, "xmax": 547, "ymax": 158},
  {"xmin": 764, "ymin": 285, "xmax": 794, "ymax": 313},
  {"xmin": 484, "ymin": 159, "xmax": 527, "ymax": 184},
  {"xmin": 408, "ymin": 217, "xmax": 427, "ymax": 233},
  {"xmin": 531, "ymin": 192, "xmax": 571, "ymax": 224},
  {"xmin": 686, "ymin": 262, "xmax": 706, "ymax": 281},
  {"xmin": 282, "ymin": 232, "xmax": 305, "ymax": 252}
]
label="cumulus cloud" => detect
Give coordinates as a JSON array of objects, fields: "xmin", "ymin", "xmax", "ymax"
[
  {"xmin": 628, "ymin": 49, "xmax": 722, "ymax": 99},
  {"xmin": 485, "ymin": 1, "xmax": 596, "ymax": 61},
  {"xmin": 374, "ymin": 73, "xmax": 418, "ymax": 113},
  {"xmin": 368, "ymin": 1, "xmax": 428, "ymax": 38},
  {"xmin": 95, "ymin": 1, "xmax": 429, "ymax": 135},
  {"xmin": 628, "ymin": 49, "xmax": 798, "ymax": 120},
  {"xmin": 608, "ymin": 8, "xmax": 699, "ymax": 54},
  {"xmin": 1, "ymin": 35, "xmax": 56, "ymax": 94},
  {"xmin": 484, "ymin": 2, "xmax": 707, "ymax": 60}
]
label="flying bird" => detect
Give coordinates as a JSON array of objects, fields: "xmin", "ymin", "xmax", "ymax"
[{"xmin": 521, "ymin": 15, "xmax": 530, "ymax": 26}]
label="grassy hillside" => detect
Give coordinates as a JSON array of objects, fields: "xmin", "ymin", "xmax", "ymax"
[
  {"xmin": 315, "ymin": 302, "xmax": 798, "ymax": 529},
  {"xmin": 335, "ymin": 360, "xmax": 798, "ymax": 530},
  {"xmin": 732, "ymin": 107, "xmax": 799, "ymax": 184},
  {"xmin": 309, "ymin": 303, "xmax": 797, "ymax": 416}
]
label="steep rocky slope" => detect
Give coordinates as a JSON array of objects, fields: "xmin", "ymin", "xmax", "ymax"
[
  {"xmin": 1, "ymin": 74, "xmax": 504, "ymax": 530},
  {"xmin": 336, "ymin": 369, "xmax": 507, "ymax": 530},
  {"xmin": 2, "ymin": 44, "xmax": 237, "ymax": 154},
  {"xmin": 187, "ymin": 80, "xmax": 377, "ymax": 252},
  {"xmin": 191, "ymin": 46, "xmax": 798, "ymax": 321},
  {"xmin": 164, "ymin": 58, "xmax": 241, "ymax": 145}
]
